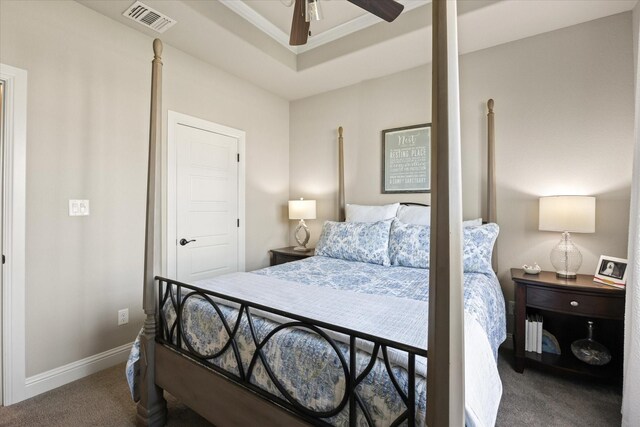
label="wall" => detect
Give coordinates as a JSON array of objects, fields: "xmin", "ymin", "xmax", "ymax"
[
  {"xmin": 290, "ymin": 13, "xmax": 635, "ymax": 305},
  {"xmin": 635, "ymin": 1, "xmax": 639, "ymax": 80},
  {"xmin": 0, "ymin": 0, "xmax": 289, "ymax": 377}
]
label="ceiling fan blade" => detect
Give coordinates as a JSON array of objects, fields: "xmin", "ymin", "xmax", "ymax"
[
  {"xmin": 289, "ymin": 0, "xmax": 310, "ymax": 46},
  {"xmin": 347, "ymin": 0, "xmax": 404, "ymax": 22}
]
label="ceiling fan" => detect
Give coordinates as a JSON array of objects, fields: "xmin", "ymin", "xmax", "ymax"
[{"xmin": 289, "ymin": 0, "xmax": 405, "ymax": 46}]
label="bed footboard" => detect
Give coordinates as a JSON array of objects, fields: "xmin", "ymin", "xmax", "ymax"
[
  {"xmin": 155, "ymin": 276, "xmax": 427, "ymax": 427},
  {"xmin": 156, "ymin": 344, "xmax": 310, "ymax": 426}
]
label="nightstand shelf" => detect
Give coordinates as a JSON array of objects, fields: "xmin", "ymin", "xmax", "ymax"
[
  {"xmin": 511, "ymin": 268, "xmax": 625, "ymax": 383},
  {"xmin": 269, "ymin": 246, "xmax": 314, "ymax": 266}
]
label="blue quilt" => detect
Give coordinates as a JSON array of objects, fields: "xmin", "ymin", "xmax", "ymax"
[{"xmin": 255, "ymin": 256, "xmax": 506, "ymax": 358}]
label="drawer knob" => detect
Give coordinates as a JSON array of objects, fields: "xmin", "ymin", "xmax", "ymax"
[{"xmin": 570, "ymin": 301, "xmax": 579, "ymax": 307}]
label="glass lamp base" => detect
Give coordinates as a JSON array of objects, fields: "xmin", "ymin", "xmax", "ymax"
[
  {"xmin": 556, "ymin": 272, "xmax": 577, "ymax": 279},
  {"xmin": 550, "ymin": 231, "xmax": 582, "ymax": 279}
]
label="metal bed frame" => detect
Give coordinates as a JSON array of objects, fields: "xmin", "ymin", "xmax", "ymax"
[
  {"xmin": 155, "ymin": 276, "xmax": 425, "ymax": 426},
  {"xmin": 136, "ymin": 3, "xmax": 498, "ymax": 425}
]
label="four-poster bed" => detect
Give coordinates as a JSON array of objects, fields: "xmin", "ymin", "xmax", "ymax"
[{"xmin": 134, "ymin": 2, "xmax": 502, "ymax": 425}]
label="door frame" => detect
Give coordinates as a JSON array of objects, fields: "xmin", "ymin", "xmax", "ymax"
[
  {"xmin": 0, "ymin": 63, "xmax": 27, "ymax": 405},
  {"xmin": 165, "ymin": 111, "xmax": 246, "ymax": 278}
]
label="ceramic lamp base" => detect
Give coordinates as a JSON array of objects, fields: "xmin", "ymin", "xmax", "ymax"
[{"xmin": 294, "ymin": 219, "xmax": 310, "ymax": 250}]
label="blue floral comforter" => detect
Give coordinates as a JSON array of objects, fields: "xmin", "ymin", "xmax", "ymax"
[
  {"xmin": 127, "ymin": 256, "xmax": 506, "ymax": 426},
  {"xmin": 256, "ymin": 256, "xmax": 506, "ymax": 359}
]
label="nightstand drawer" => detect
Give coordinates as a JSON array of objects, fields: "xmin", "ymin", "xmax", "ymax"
[
  {"xmin": 270, "ymin": 247, "xmax": 315, "ymax": 266},
  {"xmin": 527, "ymin": 287, "xmax": 624, "ymax": 319},
  {"xmin": 274, "ymin": 254, "xmax": 301, "ymax": 265}
]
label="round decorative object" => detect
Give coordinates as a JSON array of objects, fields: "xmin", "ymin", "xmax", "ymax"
[{"xmin": 571, "ymin": 320, "xmax": 611, "ymax": 366}]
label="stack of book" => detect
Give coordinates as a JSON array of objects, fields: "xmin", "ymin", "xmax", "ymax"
[{"xmin": 525, "ymin": 314, "xmax": 543, "ymax": 353}]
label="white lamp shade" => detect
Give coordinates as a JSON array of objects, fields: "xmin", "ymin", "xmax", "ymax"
[
  {"xmin": 539, "ymin": 196, "xmax": 596, "ymax": 233},
  {"xmin": 289, "ymin": 199, "xmax": 316, "ymax": 220}
]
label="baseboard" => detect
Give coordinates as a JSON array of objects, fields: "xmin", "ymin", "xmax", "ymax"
[{"xmin": 24, "ymin": 342, "xmax": 133, "ymax": 399}]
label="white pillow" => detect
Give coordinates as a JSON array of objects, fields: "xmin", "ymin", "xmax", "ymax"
[
  {"xmin": 397, "ymin": 204, "xmax": 430, "ymax": 225},
  {"xmin": 396, "ymin": 204, "xmax": 482, "ymax": 228},
  {"xmin": 463, "ymin": 218, "xmax": 483, "ymax": 227},
  {"xmin": 346, "ymin": 203, "xmax": 399, "ymax": 223},
  {"xmin": 397, "ymin": 205, "xmax": 482, "ymax": 227}
]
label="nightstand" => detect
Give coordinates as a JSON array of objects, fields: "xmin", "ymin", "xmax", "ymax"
[
  {"xmin": 511, "ymin": 268, "xmax": 625, "ymax": 382},
  {"xmin": 269, "ymin": 246, "xmax": 314, "ymax": 266}
]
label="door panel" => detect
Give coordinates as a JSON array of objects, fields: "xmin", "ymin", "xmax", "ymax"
[{"xmin": 176, "ymin": 123, "xmax": 238, "ymax": 283}]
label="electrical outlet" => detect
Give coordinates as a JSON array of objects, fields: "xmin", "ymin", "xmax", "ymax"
[
  {"xmin": 508, "ymin": 300, "xmax": 515, "ymax": 316},
  {"xmin": 118, "ymin": 308, "xmax": 129, "ymax": 326}
]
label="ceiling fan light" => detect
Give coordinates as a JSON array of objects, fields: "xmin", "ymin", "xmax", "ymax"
[{"xmin": 305, "ymin": 0, "xmax": 322, "ymax": 22}]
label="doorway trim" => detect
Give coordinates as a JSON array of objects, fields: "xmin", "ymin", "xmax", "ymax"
[
  {"xmin": 164, "ymin": 111, "xmax": 246, "ymax": 278},
  {"xmin": 0, "ymin": 63, "xmax": 27, "ymax": 405}
]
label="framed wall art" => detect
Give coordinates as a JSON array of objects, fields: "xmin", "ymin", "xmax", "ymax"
[{"xmin": 382, "ymin": 123, "xmax": 431, "ymax": 193}]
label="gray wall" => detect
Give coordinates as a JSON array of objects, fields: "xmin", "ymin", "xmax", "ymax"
[
  {"xmin": 0, "ymin": 0, "xmax": 290, "ymax": 376},
  {"xmin": 290, "ymin": 12, "xmax": 636, "ymax": 304},
  {"xmin": 635, "ymin": 1, "xmax": 640, "ymax": 79}
]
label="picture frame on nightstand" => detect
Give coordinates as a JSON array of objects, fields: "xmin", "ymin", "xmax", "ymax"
[{"xmin": 594, "ymin": 255, "xmax": 628, "ymax": 288}]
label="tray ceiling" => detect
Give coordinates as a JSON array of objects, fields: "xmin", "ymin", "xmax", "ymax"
[{"xmin": 77, "ymin": 0, "xmax": 637, "ymax": 100}]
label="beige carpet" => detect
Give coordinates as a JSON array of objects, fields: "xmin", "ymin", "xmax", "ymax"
[
  {"xmin": 0, "ymin": 350, "xmax": 622, "ymax": 426},
  {"xmin": 0, "ymin": 364, "xmax": 211, "ymax": 427}
]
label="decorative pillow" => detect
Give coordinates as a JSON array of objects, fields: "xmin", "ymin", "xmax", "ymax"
[
  {"xmin": 315, "ymin": 219, "xmax": 393, "ymax": 266},
  {"xmin": 396, "ymin": 205, "xmax": 430, "ymax": 226},
  {"xmin": 462, "ymin": 223, "xmax": 499, "ymax": 274},
  {"xmin": 389, "ymin": 219, "xmax": 430, "ymax": 268},
  {"xmin": 388, "ymin": 220, "xmax": 499, "ymax": 273},
  {"xmin": 346, "ymin": 203, "xmax": 399, "ymax": 223}
]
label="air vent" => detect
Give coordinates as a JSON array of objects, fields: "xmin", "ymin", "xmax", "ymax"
[{"xmin": 123, "ymin": 1, "xmax": 176, "ymax": 33}]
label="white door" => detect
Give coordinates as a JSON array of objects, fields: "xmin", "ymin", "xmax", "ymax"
[{"xmin": 175, "ymin": 123, "xmax": 239, "ymax": 283}]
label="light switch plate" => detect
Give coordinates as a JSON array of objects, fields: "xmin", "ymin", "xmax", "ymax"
[{"xmin": 69, "ymin": 199, "xmax": 90, "ymax": 216}]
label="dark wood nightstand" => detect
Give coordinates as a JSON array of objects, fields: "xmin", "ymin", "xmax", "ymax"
[
  {"xmin": 511, "ymin": 268, "xmax": 625, "ymax": 382},
  {"xmin": 269, "ymin": 246, "xmax": 314, "ymax": 266}
]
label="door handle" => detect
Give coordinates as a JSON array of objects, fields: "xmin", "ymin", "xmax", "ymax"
[{"xmin": 179, "ymin": 238, "xmax": 196, "ymax": 246}]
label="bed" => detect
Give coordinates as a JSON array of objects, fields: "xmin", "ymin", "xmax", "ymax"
[
  {"xmin": 129, "ymin": 215, "xmax": 505, "ymax": 426},
  {"xmin": 135, "ymin": 5, "xmax": 502, "ymax": 424}
]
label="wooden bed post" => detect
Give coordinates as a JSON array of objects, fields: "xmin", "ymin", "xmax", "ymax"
[
  {"xmin": 487, "ymin": 99, "xmax": 498, "ymax": 272},
  {"xmin": 338, "ymin": 126, "xmax": 345, "ymax": 221},
  {"xmin": 427, "ymin": 0, "xmax": 465, "ymax": 426},
  {"xmin": 137, "ymin": 38, "xmax": 167, "ymax": 427}
]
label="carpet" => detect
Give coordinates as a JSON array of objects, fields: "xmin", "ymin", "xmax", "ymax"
[{"xmin": 0, "ymin": 350, "xmax": 622, "ymax": 426}]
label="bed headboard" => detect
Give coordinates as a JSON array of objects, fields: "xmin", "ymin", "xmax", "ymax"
[
  {"xmin": 338, "ymin": 126, "xmax": 345, "ymax": 221},
  {"xmin": 337, "ymin": 99, "xmax": 498, "ymax": 271}
]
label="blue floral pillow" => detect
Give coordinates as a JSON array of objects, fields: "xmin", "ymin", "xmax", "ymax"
[
  {"xmin": 315, "ymin": 219, "xmax": 393, "ymax": 266},
  {"xmin": 462, "ymin": 223, "xmax": 499, "ymax": 274},
  {"xmin": 389, "ymin": 220, "xmax": 430, "ymax": 268},
  {"xmin": 389, "ymin": 220, "xmax": 499, "ymax": 273}
]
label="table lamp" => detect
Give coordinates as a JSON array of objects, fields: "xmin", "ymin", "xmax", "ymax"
[
  {"xmin": 539, "ymin": 196, "xmax": 596, "ymax": 278},
  {"xmin": 288, "ymin": 198, "xmax": 316, "ymax": 251}
]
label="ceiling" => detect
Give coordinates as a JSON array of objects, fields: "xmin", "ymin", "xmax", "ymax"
[
  {"xmin": 78, "ymin": 0, "xmax": 637, "ymax": 100},
  {"xmin": 221, "ymin": 0, "xmax": 430, "ymax": 53}
]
